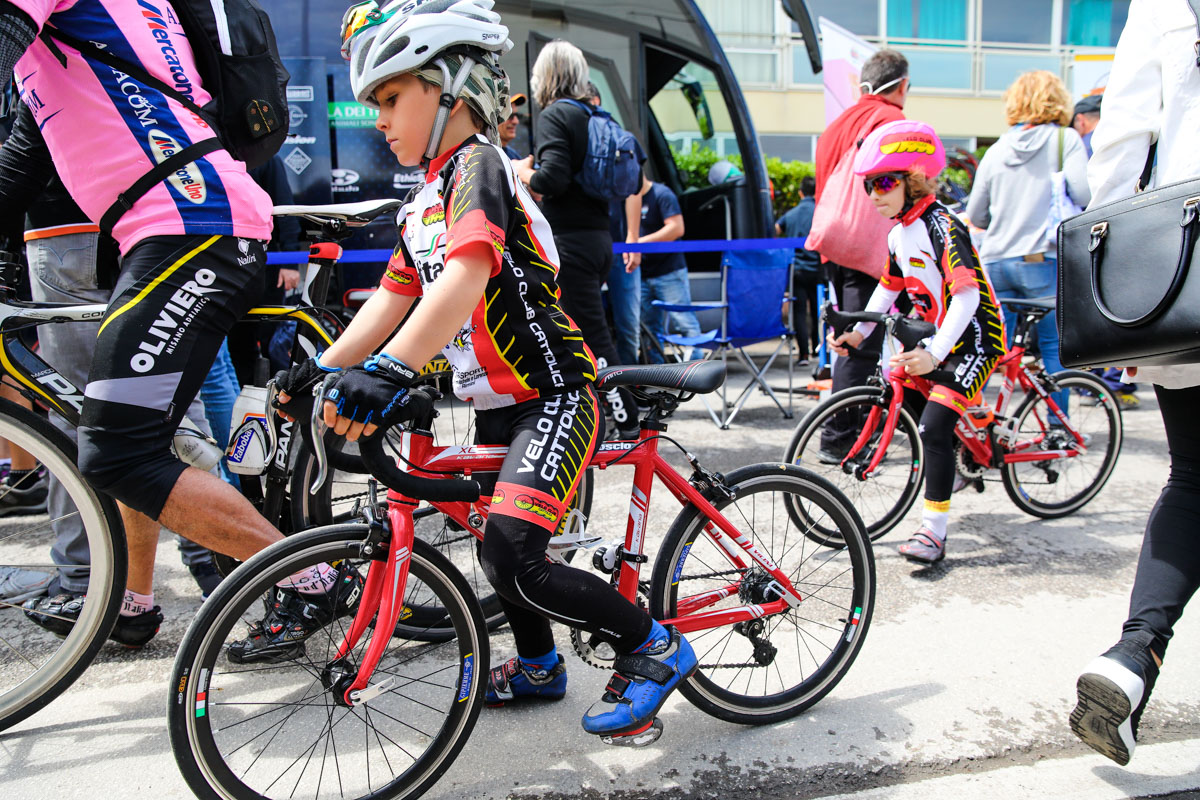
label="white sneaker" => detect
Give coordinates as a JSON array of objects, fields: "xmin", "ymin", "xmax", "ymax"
[{"xmin": 0, "ymin": 566, "xmax": 53, "ymax": 603}]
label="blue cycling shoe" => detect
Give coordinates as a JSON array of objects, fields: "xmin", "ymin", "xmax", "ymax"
[
  {"xmin": 582, "ymin": 626, "xmax": 697, "ymax": 746},
  {"xmin": 485, "ymin": 655, "xmax": 567, "ymax": 706}
]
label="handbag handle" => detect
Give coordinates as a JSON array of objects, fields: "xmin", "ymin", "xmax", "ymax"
[{"xmin": 1089, "ymin": 196, "xmax": 1200, "ymax": 327}]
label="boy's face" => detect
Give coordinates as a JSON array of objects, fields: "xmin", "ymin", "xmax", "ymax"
[
  {"xmin": 373, "ymin": 74, "xmax": 440, "ymax": 167},
  {"xmin": 863, "ymin": 172, "xmax": 906, "ymax": 218}
]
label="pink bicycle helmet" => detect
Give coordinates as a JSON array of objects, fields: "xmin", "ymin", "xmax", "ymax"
[{"xmin": 853, "ymin": 120, "xmax": 946, "ymax": 179}]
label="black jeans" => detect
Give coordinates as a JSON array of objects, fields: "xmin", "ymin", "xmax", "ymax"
[
  {"xmin": 554, "ymin": 227, "xmax": 637, "ymax": 433},
  {"xmin": 821, "ymin": 265, "xmax": 885, "ymax": 451},
  {"xmin": 1123, "ymin": 384, "xmax": 1200, "ymax": 661}
]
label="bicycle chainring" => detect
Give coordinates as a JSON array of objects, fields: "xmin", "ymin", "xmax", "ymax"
[
  {"xmin": 954, "ymin": 440, "xmax": 988, "ymax": 480},
  {"xmin": 570, "ymin": 628, "xmax": 617, "ymax": 670}
]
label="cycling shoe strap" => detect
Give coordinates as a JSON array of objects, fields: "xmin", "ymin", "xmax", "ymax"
[{"xmin": 612, "ymin": 652, "xmax": 675, "ymax": 685}]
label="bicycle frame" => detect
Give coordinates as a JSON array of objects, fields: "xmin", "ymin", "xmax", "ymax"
[
  {"xmin": 331, "ymin": 423, "xmax": 805, "ymax": 702},
  {"xmin": 844, "ymin": 315, "xmax": 1090, "ymax": 480}
]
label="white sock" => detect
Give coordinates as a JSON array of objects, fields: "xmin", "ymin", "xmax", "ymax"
[
  {"xmin": 279, "ymin": 563, "xmax": 338, "ymax": 595},
  {"xmin": 921, "ymin": 499, "xmax": 950, "ymax": 541},
  {"xmin": 121, "ymin": 589, "xmax": 154, "ymax": 617}
]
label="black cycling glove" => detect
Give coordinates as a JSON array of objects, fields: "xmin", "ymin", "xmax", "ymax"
[
  {"xmin": 272, "ymin": 353, "xmax": 341, "ymax": 418},
  {"xmin": 326, "ymin": 354, "xmax": 419, "ymax": 430}
]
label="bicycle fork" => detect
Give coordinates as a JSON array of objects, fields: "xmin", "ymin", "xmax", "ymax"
[{"xmin": 324, "ymin": 497, "xmax": 416, "ymax": 707}]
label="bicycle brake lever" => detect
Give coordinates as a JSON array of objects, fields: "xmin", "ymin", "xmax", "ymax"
[
  {"xmin": 264, "ymin": 378, "xmax": 282, "ymax": 459},
  {"xmin": 309, "ymin": 374, "xmax": 338, "ymax": 495}
]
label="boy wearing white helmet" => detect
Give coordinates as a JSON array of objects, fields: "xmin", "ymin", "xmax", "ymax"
[{"xmin": 269, "ymin": 0, "xmax": 697, "ymax": 746}]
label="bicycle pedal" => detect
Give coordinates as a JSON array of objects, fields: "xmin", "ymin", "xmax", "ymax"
[
  {"xmin": 972, "ymin": 479, "xmax": 985, "ymax": 494},
  {"xmin": 599, "ymin": 718, "xmax": 663, "ymax": 747}
]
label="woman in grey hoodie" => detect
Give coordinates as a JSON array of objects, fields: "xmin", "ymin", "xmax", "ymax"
[{"xmin": 966, "ymin": 70, "xmax": 1091, "ymax": 395}]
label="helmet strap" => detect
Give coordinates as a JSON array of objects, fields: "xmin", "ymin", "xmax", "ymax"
[{"xmin": 422, "ymin": 55, "xmax": 478, "ymax": 169}]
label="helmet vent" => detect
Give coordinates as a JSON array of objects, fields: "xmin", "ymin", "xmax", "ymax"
[
  {"xmin": 414, "ymin": 44, "xmax": 429, "ymax": 55},
  {"xmin": 377, "ymin": 35, "xmax": 412, "ymax": 65}
]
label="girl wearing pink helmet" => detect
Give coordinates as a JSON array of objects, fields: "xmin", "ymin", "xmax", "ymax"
[{"xmin": 828, "ymin": 120, "xmax": 1006, "ymax": 564}]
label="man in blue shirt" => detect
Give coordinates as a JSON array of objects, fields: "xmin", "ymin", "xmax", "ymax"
[
  {"xmin": 639, "ymin": 181, "xmax": 700, "ymax": 362},
  {"xmin": 776, "ymin": 176, "xmax": 821, "ymax": 365}
]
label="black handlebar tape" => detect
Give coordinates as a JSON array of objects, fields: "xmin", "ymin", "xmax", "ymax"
[{"xmin": 359, "ymin": 432, "xmax": 482, "ymax": 503}]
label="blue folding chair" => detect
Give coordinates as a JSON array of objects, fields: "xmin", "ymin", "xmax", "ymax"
[{"xmin": 655, "ymin": 248, "xmax": 795, "ymax": 428}]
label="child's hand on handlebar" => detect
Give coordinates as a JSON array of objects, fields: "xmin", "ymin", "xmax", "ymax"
[
  {"xmin": 827, "ymin": 329, "xmax": 864, "ymax": 356},
  {"xmin": 890, "ymin": 347, "xmax": 938, "ymax": 376}
]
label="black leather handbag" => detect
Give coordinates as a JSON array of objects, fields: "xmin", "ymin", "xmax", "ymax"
[
  {"xmin": 1056, "ymin": 173, "xmax": 1200, "ymax": 369},
  {"xmin": 1056, "ymin": 0, "xmax": 1200, "ymax": 369}
]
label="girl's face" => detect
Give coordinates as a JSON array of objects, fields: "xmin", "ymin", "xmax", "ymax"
[
  {"xmin": 863, "ymin": 171, "xmax": 907, "ymax": 218},
  {"xmin": 374, "ymin": 74, "xmax": 439, "ymax": 166}
]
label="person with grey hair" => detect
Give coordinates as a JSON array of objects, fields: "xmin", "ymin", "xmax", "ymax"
[
  {"xmin": 811, "ymin": 48, "xmax": 908, "ymax": 456},
  {"xmin": 514, "ymin": 40, "xmax": 642, "ymax": 438}
]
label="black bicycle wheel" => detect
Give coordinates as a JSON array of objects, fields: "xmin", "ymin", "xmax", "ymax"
[
  {"xmin": 0, "ymin": 400, "xmax": 125, "ymax": 732},
  {"xmin": 783, "ymin": 386, "xmax": 923, "ymax": 542},
  {"xmin": 650, "ymin": 464, "xmax": 874, "ymax": 725},
  {"xmin": 168, "ymin": 525, "xmax": 488, "ymax": 800},
  {"xmin": 1002, "ymin": 369, "xmax": 1123, "ymax": 518},
  {"xmin": 291, "ymin": 433, "xmax": 592, "ymax": 635}
]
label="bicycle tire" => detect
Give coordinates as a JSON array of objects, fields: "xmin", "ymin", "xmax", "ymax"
[
  {"xmin": 649, "ymin": 464, "xmax": 874, "ymax": 725},
  {"xmin": 168, "ymin": 525, "xmax": 488, "ymax": 800},
  {"xmin": 290, "ymin": 436, "xmax": 593, "ymax": 636},
  {"xmin": 783, "ymin": 386, "xmax": 923, "ymax": 542},
  {"xmin": 1001, "ymin": 369, "xmax": 1123, "ymax": 518},
  {"xmin": 0, "ymin": 399, "xmax": 125, "ymax": 732}
]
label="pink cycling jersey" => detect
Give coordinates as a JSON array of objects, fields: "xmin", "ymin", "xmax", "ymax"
[{"xmin": 8, "ymin": 0, "xmax": 272, "ymax": 253}]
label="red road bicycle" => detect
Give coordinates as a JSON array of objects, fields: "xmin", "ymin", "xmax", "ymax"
[
  {"xmin": 784, "ymin": 300, "xmax": 1123, "ymax": 542},
  {"xmin": 168, "ymin": 360, "xmax": 874, "ymax": 800}
]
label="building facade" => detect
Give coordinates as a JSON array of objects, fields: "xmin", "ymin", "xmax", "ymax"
[{"xmin": 694, "ymin": 0, "xmax": 1129, "ymax": 160}]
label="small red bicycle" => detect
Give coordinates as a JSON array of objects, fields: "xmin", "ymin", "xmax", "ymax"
[
  {"xmin": 784, "ymin": 300, "xmax": 1123, "ymax": 542},
  {"xmin": 169, "ymin": 360, "xmax": 874, "ymax": 800}
]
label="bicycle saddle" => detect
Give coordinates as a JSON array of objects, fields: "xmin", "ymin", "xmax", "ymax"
[
  {"xmin": 1000, "ymin": 296, "xmax": 1056, "ymax": 319},
  {"xmin": 596, "ymin": 360, "xmax": 726, "ymax": 395},
  {"xmin": 271, "ymin": 199, "xmax": 402, "ymax": 227}
]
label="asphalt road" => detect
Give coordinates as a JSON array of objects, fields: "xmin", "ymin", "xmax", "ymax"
[{"xmin": 2, "ymin": 358, "xmax": 1197, "ymax": 800}]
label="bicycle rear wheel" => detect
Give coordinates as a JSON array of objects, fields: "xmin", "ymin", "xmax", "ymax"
[
  {"xmin": 169, "ymin": 525, "xmax": 488, "ymax": 800},
  {"xmin": 650, "ymin": 464, "xmax": 874, "ymax": 725},
  {"xmin": 0, "ymin": 400, "xmax": 125, "ymax": 732},
  {"xmin": 783, "ymin": 386, "xmax": 923, "ymax": 542},
  {"xmin": 1001, "ymin": 370, "xmax": 1123, "ymax": 518}
]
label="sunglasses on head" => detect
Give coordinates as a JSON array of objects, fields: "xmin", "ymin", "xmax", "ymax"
[{"xmin": 863, "ymin": 172, "xmax": 905, "ymax": 196}]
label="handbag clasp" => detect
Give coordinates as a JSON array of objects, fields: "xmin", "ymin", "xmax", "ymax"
[
  {"xmin": 1183, "ymin": 196, "xmax": 1200, "ymax": 227},
  {"xmin": 1089, "ymin": 221, "xmax": 1108, "ymax": 252}
]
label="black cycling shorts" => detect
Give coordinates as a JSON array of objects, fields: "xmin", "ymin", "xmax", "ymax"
[{"xmin": 77, "ymin": 234, "xmax": 265, "ymax": 518}]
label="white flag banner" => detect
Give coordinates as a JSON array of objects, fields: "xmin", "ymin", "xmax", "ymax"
[{"xmin": 818, "ymin": 17, "xmax": 878, "ymax": 128}]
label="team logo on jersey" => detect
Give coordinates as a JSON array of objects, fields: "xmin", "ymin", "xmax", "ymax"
[
  {"xmin": 491, "ymin": 488, "xmax": 505, "ymax": 504},
  {"xmin": 514, "ymin": 494, "xmax": 557, "ymax": 523},
  {"xmin": 422, "ymin": 202, "xmax": 445, "ymax": 226},
  {"xmin": 879, "ymin": 132, "xmax": 936, "ymax": 156},
  {"xmin": 148, "ymin": 130, "xmax": 206, "ymax": 204},
  {"xmin": 451, "ymin": 325, "xmax": 474, "ymax": 353},
  {"xmin": 137, "ymin": 0, "xmax": 196, "ymax": 101},
  {"xmin": 388, "ymin": 269, "xmax": 414, "ymax": 285},
  {"xmin": 908, "ymin": 257, "xmax": 926, "ymax": 270}
]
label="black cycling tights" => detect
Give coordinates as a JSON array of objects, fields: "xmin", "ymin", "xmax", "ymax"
[
  {"xmin": 906, "ymin": 389, "xmax": 959, "ymax": 503},
  {"xmin": 1123, "ymin": 384, "xmax": 1200, "ymax": 661}
]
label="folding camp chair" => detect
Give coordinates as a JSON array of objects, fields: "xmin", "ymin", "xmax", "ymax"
[{"xmin": 655, "ymin": 248, "xmax": 795, "ymax": 428}]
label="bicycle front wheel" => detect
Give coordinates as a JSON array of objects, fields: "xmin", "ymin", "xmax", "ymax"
[
  {"xmin": 1001, "ymin": 369, "xmax": 1123, "ymax": 518},
  {"xmin": 650, "ymin": 464, "xmax": 874, "ymax": 725},
  {"xmin": 783, "ymin": 386, "xmax": 923, "ymax": 542},
  {"xmin": 0, "ymin": 399, "xmax": 125, "ymax": 732},
  {"xmin": 169, "ymin": 525, "xmax": 488, "ymax": 800}
]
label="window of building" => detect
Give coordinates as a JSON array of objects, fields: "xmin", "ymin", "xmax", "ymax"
[
  {"xmin": 983, "ymin": 52, "xmax": 1062, "ymax": 92},
  {"xmin": 1062, "ymin": 0, "xmax": 1131, "ymax": 47},
  {"xmin": 797, "ymin": 0, "xmax": 879, "ymax": 38},
  {"xmin": 898, "ymin": 48, "xmax": 973, "ymax": 90},
  {"xmin": 695, "ymin": 0, "xmax": 776, "ymax": 43},
  {"xmin": 726, "ymin": 50, "xmax": 778, "ymax": 85},
  {"xmin": 981, "ymin": 0, "xmax": 1053, "ymax": 44},
  {"xmin": 759, "ymin": 133, "xmax": 816, "ymax": 162},
  {"xmin": 887, "ymin": 0, "xmax": 968, "ymax": 42}
]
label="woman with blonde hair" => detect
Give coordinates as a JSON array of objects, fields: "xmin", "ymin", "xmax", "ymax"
[
  {"xmin": 514, "ymin": 40, "xmax": 642, "ymax": 438},
  {"xmin": 966, "ymin": 70, "xmax": 1090, "ymax": 402}
]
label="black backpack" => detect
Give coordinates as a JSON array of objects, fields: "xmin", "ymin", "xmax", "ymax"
[{"xmin": 41, "ymin": 0, "xmax": 289, "ymax": 233}]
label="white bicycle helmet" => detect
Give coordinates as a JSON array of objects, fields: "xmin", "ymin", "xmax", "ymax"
[{"xmin": 342, "ymin": 0, "xmax": 513, "ymax": 162}]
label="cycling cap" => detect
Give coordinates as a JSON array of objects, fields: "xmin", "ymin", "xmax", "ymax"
[{"xmin": 853, "ymin": 119, "xmax": 946, "ymax": 180}]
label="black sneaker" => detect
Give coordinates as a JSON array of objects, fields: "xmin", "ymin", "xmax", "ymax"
[
  {"xmin": 0, "ymin": 469, "xmax": 48, "ymax": 517},
  {"xmin": 23, "ymin": 593, "xmax": 163, "ymax": 648},
  {"xmin": 227, "ymin": 565, "xmax": 364, "ymax": 664},
  {"xmin": 1070, "ymin": 631, "xmax": 1160, "ymax": 766},
  {"xmin": 189, "ymin": 561, "xmax": 223, "ymax": 600}
]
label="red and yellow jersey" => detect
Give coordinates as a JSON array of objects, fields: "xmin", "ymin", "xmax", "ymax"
[
  {"xmin": 879, "ymin": 196, "xmax": 1007, "ymax": 360},
  {"xmin": 381, "ymin": 135, "xmax": 596, "ymax": 410}
]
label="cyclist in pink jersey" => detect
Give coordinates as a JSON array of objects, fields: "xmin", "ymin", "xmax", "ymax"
[{"xmin": 0, "ymin": 0, "xmax": 290, "ymax": 646}]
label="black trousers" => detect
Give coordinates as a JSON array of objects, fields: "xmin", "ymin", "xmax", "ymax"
[
  {"xmin": 790, "ymin": 269, "xmax": 821, "ymax": 357},
  {"xmin": 821, "ymin": 265, "xmax": 886, "ymax": 451},
  {"xmin": 1123, "ymin": 384, "xmax": 1200, "ymax": 661}
]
